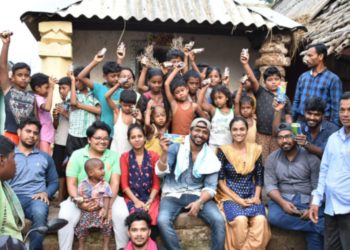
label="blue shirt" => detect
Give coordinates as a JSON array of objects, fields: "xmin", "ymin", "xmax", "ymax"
[
  {"xmin": 155, "ymin": 143, "xmax": 218, "ymax": 198},
  {"xmin": 292, "ymin": 69, "xmax": 343, "ymax": 126},
  {"xmin": 300, "ymin": 120, "xmax": 339, "ymax": 151},
  {"xmin": 312, "ymin": 127, "xmax": 350, "ymax": 215},
  {"xmin": 7, "ymin": 147, "xmax": 58, "ymax": 198},
  {"xmin": 92, "ymin": 82, "xmax": 123, "ymax": 135}
]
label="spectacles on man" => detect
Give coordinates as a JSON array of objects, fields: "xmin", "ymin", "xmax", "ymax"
[{"xmin": 277, "ymin": 134, "xmax": 293, "ymax": 141}]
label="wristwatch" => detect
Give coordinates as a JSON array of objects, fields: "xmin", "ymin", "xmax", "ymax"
[{"xmin": 304, "ymin": 141, "xmax": 310, "ymax": 148}]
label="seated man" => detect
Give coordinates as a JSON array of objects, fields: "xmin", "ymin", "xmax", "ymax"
[
  {"xmin": 156, "ymin": 118, "xmax": 225, "ymax": 250},
  {"xmin": 0, "ymin": 135, "xmax": 25, "ymax": 242},
  {"xmin": 296, "ymin": 97, "xmax": 339, "ymax": 158},
  {"xmin": 265, "ymin": 123, "xmax": 324, "ymax": 250},
  {"xmin": 7, "ymin": 118, "xmax": 58, "ymax": 250},
  {"xmin": 124, "ymin": 211, "xmax": 158, "ymax": 250}
]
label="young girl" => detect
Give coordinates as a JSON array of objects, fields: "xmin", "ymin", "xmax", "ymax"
[
  {"xmin": 198, "ymin": 84, "xmax": 234, "ymax": 150},
  {"xmin": 205, "ymin": 67, "xmax": 229, "ymax": 104},
  {"xmin": 105, "ymin": 87, "xmax": 141, "ymax": 154},
  {"xmin": 74, "ymin": 158, "xmax": 112, "ymax": 250},
  {"xmin": 144, "ymin": 100, "xmax": 168, "ymax": 156}
]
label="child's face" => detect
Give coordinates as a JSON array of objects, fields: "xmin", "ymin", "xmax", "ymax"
[
  {"xmin": 243, "ymin": 80, "xmax": 252, "ymax": 91},
  {"xmin": 76, "ymin": 78, "xmax": 87, "ymax": 91},
  {"xmin": 120, "ymin": 69, "xmax": 134, "ymax": 89},
  {"xmin": 59, "ymin": 85, "xmax": 70, "ymax": 100},
  {"xmin": 208, "ymin": 70, "xmax": 221, "ymax": 87},
  {"xmin": 11, "ymin": 68, "xmax": 30, "ymax": 90},
  {"xmin": 213, "ymin": 92, "xmax": 228, "ymax": 108},
  {"xmin": 148, "ymin": 75, "xmax": 163, "ymax": 94},
  {"xmin": 89, "ymin": 163, "xmax": 105, "ymax": 181},
  {"xmin": 152, "ymin": 107, "xmax": 167, "ymax": 127},
  {"xmin": 240, "ymin": 103, "xmax": 253, "ymax": 118},
  {"xmin": 170, "ymin": 57, "xmax": 182, "ymax": 67},
  {"xmin": 120, "ymin": 101, "xmax": 134, "ymax": 115},
  {"xmin": 265, "ymin": 74, "xmax": 280, "ymax": 92},
  {"xmin": 187, "ymin": 77, "xmax": 200, "ymax": 95},
  {"xmin": 128, "ymin": 128, "xmax": 145, "ymax": 150},
  {"xmin": 104, "ymin": 72, "xmax": 120, "ymax": 86},
  {"xmin": 174, "ymin": 86, "xmax": 189, "ymax": 102},
  {"xmin": 35, "ymin": 83, "xmax": 49, "ymax": 97}
]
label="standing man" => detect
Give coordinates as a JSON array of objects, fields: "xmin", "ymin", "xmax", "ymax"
[
  {"xmin": 156, "ymin": 118, "xmax": 225, "ymax": 250},
  {"xmin": 310, "ymin": 92, "xmax": 350, "ymax": 250},
  {"xmin": 7, "ymin": 118, "xmax": 58, "ymax": 250},
  {"xmin": 265, "ymin": 123, "xmax": 324, "ymax": 250},
  {"xmin": 292, "ymin": 43, "xmax": 343, "ymax": 126}
]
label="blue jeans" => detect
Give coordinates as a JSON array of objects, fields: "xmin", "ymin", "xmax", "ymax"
[
  {"xmin": 268, "ymin": 194, "xmax": 324, "ymax": 250},
  {"xmin": 157, "ymin": 194, "xmax": 225, "ymax": 250},
  {"xmin": 17, "ymin": 195, "xmax": 49, "ymax": 250}
]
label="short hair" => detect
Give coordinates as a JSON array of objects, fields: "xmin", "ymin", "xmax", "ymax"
[
  {"xmin": 58, "ymin": 77, "xmax": 71, "ymax": 87},
  {"xmin": 12, "ymin": 62, "xmax": 31, "ymax": 74},
  {"xmin": 121, "ymin": 67, "xmax": 135, "ymax": 81},
  {"xmin": 206, "ymin": 66, "xmax": 222, "ymax": 78},
  {"xmin": 30, "ymin": 73, "xmax": 49, "ymax": 91},
  {"xmin": 84, "ymin": 158, "xmax": 104, "ymax": 175},
  {"xmin": 263, "ymin": 66, "xmax": 281, "ymax": 81},
  {"xmin": 102, "ymin": 61, "xmax": 122, "ymax": 75},
  {"xmin": 304, "ymin": 97, "xmax": 326, "ymax": 113},
  {"xmin": 120, "ymin": 89, "xmax": 137, "ymax": 104},
  {"xmin": 18, "ymin": 117, "xmax": 42, "ymax": 131},
  {"xmin": 229, "ymin": 117, "xmax": 248, "ymax": 130},
  {"xmin": 307, "ymin": 43, "xmax": 327, "ymax": 61},
  {"xmin": 183, "ymin": 70, "xmax": 201, "ymax": 82},
  {"xmin": 0, "ymin": 135, "xmax": 15, "ymax": 157},
  {"xmin": 239, "ymin": 95, "xmax": 255, "ymax": 107},
  {"xmin": 127, "ymin": 123, "xmax": 145, "ymax": 140},
  {"xmin": 125, "ymin": 211, "xmax": 152, "ymax": 229},
  {"xmin": 74, "ymin": 66, "xmax": 90, "ymax": 79},
  {"xmin": 340, "ymin": 91, "xmax": 350, "ymax": 101},
  {"xmin": 210, "ymin": 85, "xmax": 233, "ymax": 108},
  {"xmin": 86, "ymin": 121, "xmax": 111, "ymax": 138},
  {"xmin": 166, "ymin": 49, "xmax": 184, "ymax": 61},
  {"xmin": 170, "ymin": 76, "xmax": 187, "ymax": 94},
  {"xmin": 147, "ymin": 68, "xmax": 163, "ymax": 81}
]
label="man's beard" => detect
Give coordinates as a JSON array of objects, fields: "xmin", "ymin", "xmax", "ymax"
[{"xmin": 21, "ymin": 140, "xmax": 35, "ymax": 149}]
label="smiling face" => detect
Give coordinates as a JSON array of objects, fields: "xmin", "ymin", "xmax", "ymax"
[
  {"xmin": 88, "ymin": 129, "xmax": 110, "ymax": 154},
  {"xmin": 190, "ymin": 123, "xmax": 210, "ymax": 147},
  {"xmin": 230, "ymin": 120, "xmax": 248, "ymax": 143},
  {"xmin": 148, "ymin": 75, "xmax": 163, "ymax": 94},
  {"xmin": 276, "ymin": 130, "xmax": 296, "ymax": 152},
  {"xmin": 128, "ymin": 220, "xmax": 151, "ymax": 249},
  {"xmin": 120, "ymin": 69, "xmax": 134, "ymax": 89},
  {"xmin": 128, "ymin": 127, "xmax": 146, "ymax": 150},
  {"xmin": 208, "ymin": 69, "xmax": 221, "ymax": 87},
  {"xmin": 305, "ymin": 110, "xmax": 323, "ymax": 128}
]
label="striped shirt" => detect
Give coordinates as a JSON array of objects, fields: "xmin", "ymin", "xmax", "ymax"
[{"xmin": 292, "ymin": 69, "xmax": 342, "ymax": 125}]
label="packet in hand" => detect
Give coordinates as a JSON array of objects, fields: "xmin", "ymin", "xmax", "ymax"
[
  {"xmin": 68, "ymin": 64, "xmax": 74, "ymax": 72},
  {"xmin": 223, "ymin": 67, "xmax": 230, "ymax": 78},
  {"xmin": 1, "ymin": 30, "xmax": 13, "ymax": 38},
  {"xmin": 192, "ymin": 48, "xmax": 204, "ymax": 54},
  {"xmin": 291, "ymin": 123, "xmax": 302, "ymax": 137},
  {"xmin": 276, "ymin": 81, "xmax": 287, "ymax": 103},
  {"xmin": 184, "ymin": 41, "xmax": 195, "ymax": 50},
  {"xmin": 141, "ymin": 56, "xmax": 149, "ymax": 66},
  {"xmin": 164, "ymin": 133, "xmax": 185, "ymax": 144},
  {"xmin": 240, "ymin": 75, "xmax": 248, "ymax": 84},
  {"xmin": 119, "ymin": 77, "xmax": 128, "ymax": 85},
  {"xmin": 176, "ymin": 62, "xmax": 185, "ymax": 68},
  {"xmin": 202, "ymin": 78, "xmax": 211, "ymax": 86},
  {"xmin": 97, "ymin": 48, "xmax": 107, "ymax": 57},
  {"xmin": 162, "ymin": 61, "xmax": 173, "ymax": 68},
  {"xmin": 117, "ymin": 42, "xmax": 125, "ymax": 56}
]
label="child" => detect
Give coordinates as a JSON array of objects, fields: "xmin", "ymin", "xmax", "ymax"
[
  {"xmin": 240, "ymin": 50, "xmax": 292, "ymax": 162},
  {"xmin": 30, "ymin": 73, "xmax": 55, "ymax": 154},
  {"xmin": 74, "ymin": 158, "xmax": 112, "ymax": 250},
  {"xmin": 144, "ymin": 100, "xmax": 168, "ymax": 156},
  {"xmin": 198, "ymin": 84, "xmax": 234, "ymax": 150},
  {"xmin": 0, "ymin": 33, "xmax": 35, "ymax": 145},
  {"xmin": 105, "ymin": 88, "xmax": 141, "ymax": 153},
  {"xmin": 205, "ymin": 66, "xmax": 229, "ymax": 103},
  {"xmin": 78, "ymin": 50, "xmax": 123, "ymax": 134},
  {"xmin": 66, "ymin": 68, "xmax": 101, "ymax": 156},
  {"xmin": 183, "ymin": 69, "xmax": 201, "ymax": 102},
  {"xmin": 164, "ymin": 63, "xmax": 205, "ymax": 135},
  {"xmin": 52, "ymin": 76, "xmax": 71, "ymax": 203}
]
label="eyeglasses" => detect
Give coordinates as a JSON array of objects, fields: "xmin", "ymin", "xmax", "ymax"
[
  {"xmin": 92, "ymin": 136, "xmax": 110, "ymax": 142},
  {"xmin": 277, "ymin": 134, "xmax": 293, "ymax": 141}
]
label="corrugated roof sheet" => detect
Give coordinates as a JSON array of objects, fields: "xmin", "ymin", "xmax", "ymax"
[{"xmin": 22, "ymin": 0, "xmax": 304, "ymax": 31}]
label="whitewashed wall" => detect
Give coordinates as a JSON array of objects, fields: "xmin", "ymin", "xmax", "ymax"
[{"xmin": 72, "ymin": 30, "xmax": 258, "ymax": 90}]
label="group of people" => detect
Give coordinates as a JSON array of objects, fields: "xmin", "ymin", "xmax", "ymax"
[{"xmin": 0, "ymin": 30, "xmax": 349, "ymax": 250}]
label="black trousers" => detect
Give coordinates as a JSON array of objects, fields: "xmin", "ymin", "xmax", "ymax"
[{"xmin": 325, "ymin": 213, "xmax": 350, "ymax": 250}]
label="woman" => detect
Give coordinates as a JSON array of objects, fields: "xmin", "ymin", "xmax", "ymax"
[
  {"xmin": 120, "ymin": 124, "xmax": 161, "ymax": 239},
  {"xmin": 215, "ymin": 117, "xmax": 270, "ymax": 250}
]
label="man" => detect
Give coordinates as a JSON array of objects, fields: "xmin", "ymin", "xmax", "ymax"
[
  {"xmin": 157, "ymin": 118, "xmax": 225, "ymax": 250},
  {"xmin": 292, "ymin": 43, "xmax": 343, "ymax": 126},
  {"xmin": 310, "ymin": 92, "xmax": 350, "ymax": 250},
  {"xmin": 0, "ymin": 135, "xmax": 25, "ymax": 243},
  {"xmin": 265, "ymin": 123, "xmax": 324, "ymax": 250},
  {"xmin": 7, "ymin": 118, "xmax": 58, "ymax": 250},
  {"xmin": 296, "ymin": 97, "xmax": 339, "ymax": 158},
  {"xmin": 124, "ymin": 211, "xmax": 157, "ymax": 250}
]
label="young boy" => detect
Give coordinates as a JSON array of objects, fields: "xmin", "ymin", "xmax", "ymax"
[
  {"xmin": 240, "ymin": 51, "xmax": 292, "ymax": 162},
  {"xmin": 0, "ymin": 33, "xmax": 35, "ymax": 145},
  {"xmin": 30, "ymin": 73, "xmax": 55, "ymax": 154},
  {"xmin": 164, "ymin": 64, "xmax": 205, "ymax": 135},
  {"xmin": 78, "ymin": 49, "xmax": 124, "ymax": 134},
  {"xmin": 183, "ymin": 69, "xmax": 201, "ymax": 102},
  {"xmin": 66, "ymin": 67, "xmax": 101, "ymax": 156},
  {"xmin": 52, "ymin": 76, "xmax": 71, "ymax": 203}
]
